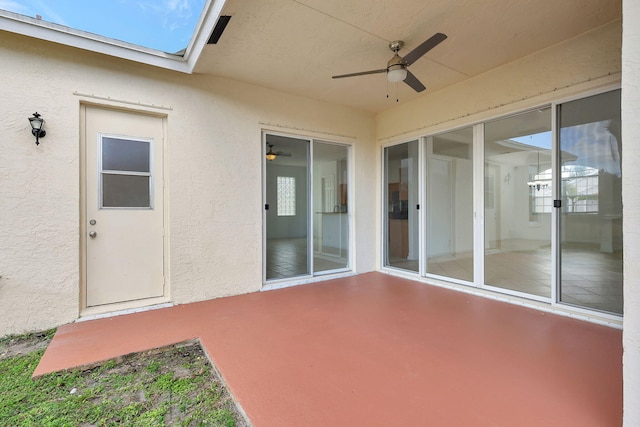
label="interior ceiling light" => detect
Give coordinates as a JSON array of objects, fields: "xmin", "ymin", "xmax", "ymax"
[
  {"xmin": 528, "ymin": 150, "xmax": 549, "ymax": 191},
  {"xmin": 266, "ymin": 144, "xmax": 277, "ymax": 161}
]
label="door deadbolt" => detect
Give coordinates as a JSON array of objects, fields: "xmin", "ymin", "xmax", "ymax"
[
  {"xmin": 89, "ymin": 231, "xmax": 97, "ymax": 238},
  {"xmin": 89, "ymin": 219, "xmax": 96, "ymax": 225}
]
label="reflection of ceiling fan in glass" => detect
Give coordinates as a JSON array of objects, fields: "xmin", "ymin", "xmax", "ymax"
[
  {"xmin": 265, "ymin": 143, "xmax": 292, "ymax": 161},
  {"xmin": 332, "ymin": 33, "xmax": 447, "ymax": 92}
]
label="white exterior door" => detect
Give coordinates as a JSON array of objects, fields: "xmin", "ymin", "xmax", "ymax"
[{"xmin": 83, "ymin": 106, "xmax": 165, "ymax": 307}]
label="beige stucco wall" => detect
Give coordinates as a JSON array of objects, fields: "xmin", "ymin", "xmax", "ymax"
[
  {"xmin": 622, "ymin": 1, "xmax": 640, "ymax": 424},
  {"xmin": 0, "ymin": 31, "xmax": 376, "ymax": 336}
]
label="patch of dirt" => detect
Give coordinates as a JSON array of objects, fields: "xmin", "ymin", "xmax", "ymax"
[{"xmin": 0, "ymin": 330, "xmax": 53, "ymax": 360}]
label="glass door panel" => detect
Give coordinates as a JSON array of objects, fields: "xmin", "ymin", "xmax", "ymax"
[
  {"xmin": 313, "ymin": 141, "xmax": 349, "ymax": 273},
  {"xmin": 484, "ymin": 109, "xmax": 552, "ymax": 298},
  {"xmin": 384, "ymin": 141, "xmax": 419, "ymax": 272},
  {"xmin": 426, "ymin": 127, "xmax": 474, "ymax": 282},
  {"xmin": 265, "ymin": 135, "xmax": 310, "ymax": 280},
  {"xmin": 558, "ymin": 90, "xmax": 622, "ymax": 314}
]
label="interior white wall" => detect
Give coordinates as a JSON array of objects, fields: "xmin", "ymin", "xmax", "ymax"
[
  {"xmin": 0, "ymin": 31, "xmax": 376, "ymax": 336},
  {"xmin": 622, "ymin": 1, "xmax": 640, "ymax": 424},
  {"xmin": 265, "ymin": 164, "xmax": 308, "ymax": 239},
  {"xmin": 452, "ymin": 158, "xmax": 474, "ymax": 253}
]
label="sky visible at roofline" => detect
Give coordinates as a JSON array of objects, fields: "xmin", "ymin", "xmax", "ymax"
[{"xmin": 0, "ymin": 0, "xmax": 207, "ymax": 53}]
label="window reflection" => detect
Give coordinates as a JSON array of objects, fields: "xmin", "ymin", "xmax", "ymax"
[{"xmin": 559, "ymin": 90, "xmax": 622, "ymax": 314}]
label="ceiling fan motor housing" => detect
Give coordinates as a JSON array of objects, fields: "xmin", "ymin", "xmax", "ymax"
[{"xmin": 389, "ymin": 40, "xmax": 404, "ymax": 52}]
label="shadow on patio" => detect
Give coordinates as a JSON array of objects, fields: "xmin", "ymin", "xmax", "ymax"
[{"xmin": 35, "ymin": 272, "xmax": 622, "ymax": 426}]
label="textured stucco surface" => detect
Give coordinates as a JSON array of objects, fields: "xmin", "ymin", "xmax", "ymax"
[
  {"xmin": 622, "ymin": 1, "xmax": 640, "ymax": 425},
  {"xmin": 0, "ymin": 31, "xmax": 376, "ymax": 336}
]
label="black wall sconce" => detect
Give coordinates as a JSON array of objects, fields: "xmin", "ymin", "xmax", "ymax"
[{"xmin": 28, "ymin": 112, "xmax": 46, "ymax": 145}]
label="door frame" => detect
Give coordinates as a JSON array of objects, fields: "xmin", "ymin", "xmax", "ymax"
[
  {"xmin": 379, "ymin": 87, "xmax": 623, "ymax": 323},
  {"xmin": 79, "ymin": 103, "xmax": 170, "ymax": 317},
  {"xmin": 262, "ymin": 130, "xmax": 353, "ymax": 289}
]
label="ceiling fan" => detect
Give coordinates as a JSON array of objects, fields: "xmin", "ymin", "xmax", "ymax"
[
  {"xmin": 266, "ymin": 143, "xmax": 292, "ymax": 161},
  {"xmin": 332, "ymin": 33, "xmax": 447, "ymax": 92}
]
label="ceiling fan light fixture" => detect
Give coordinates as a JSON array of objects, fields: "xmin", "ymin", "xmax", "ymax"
[
  {"xmin": 387, "ymin": 65, "xmax": 407, "ymax": 83},
  {"xmin": 266, "ymin": 144, "xmax": 277, "ymax": 161}
]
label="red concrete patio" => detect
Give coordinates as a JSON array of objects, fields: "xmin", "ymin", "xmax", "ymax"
[{"xmin": 35, "ymin": 272, "xmax": 622, "ymax": 426}]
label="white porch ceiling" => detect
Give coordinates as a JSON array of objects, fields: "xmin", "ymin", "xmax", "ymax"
[{"xmin": 194, "ymin": 0, "xmax": 621, "ymax": 113}]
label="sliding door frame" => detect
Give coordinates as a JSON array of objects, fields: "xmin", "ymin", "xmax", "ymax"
[
  {"xmin": 262, "ymin": 130, "xmax": 353, "ymax": 288},
  {"xmin": 380, "ymin": 84, "xmax": 622, "ymax": 322}
]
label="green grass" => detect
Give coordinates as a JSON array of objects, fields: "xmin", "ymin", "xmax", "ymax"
[{"xmin": 0, "ymin": 332, "xmax": 242, "ymax": 427}]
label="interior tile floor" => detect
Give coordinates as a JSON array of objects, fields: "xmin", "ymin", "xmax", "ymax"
[
  {"xmin": 35, "ymin": 272, "xmax": 622, "ymax": 427},
  {"xmin": 266, "ymin": 237, "xmax": 347, "ymax": 279},
  {"xmin": 389, "ymin": 240, "xmax": 623, "ymax": 314}
]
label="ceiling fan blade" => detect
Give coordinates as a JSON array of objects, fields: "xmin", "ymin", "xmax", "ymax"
[
  {"xmin": 332, "ymin": 69, "xmax": 387, "ymax": 79},
  {"xmin": 276, "ymin": 151, "xmax": 292, "ymax": 157},
  {"xmin": 402, "ymin": 33, "xmax": 447, "ymax": 66},
  {"xmin": 403, "ymin": 70, "xmax": 426, "ymax": 92}
]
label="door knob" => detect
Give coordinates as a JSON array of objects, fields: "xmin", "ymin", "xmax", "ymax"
[{"xmin": 89, "ymin": 231, "xmax": 97, "ymax": 238}]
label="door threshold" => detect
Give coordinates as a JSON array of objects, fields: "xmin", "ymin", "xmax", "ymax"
[
  {"xmin": 79, "ymin": 298, "xmax": 172, "ymax": 322},
  {"xmin": 263, "ymin": 271, "xmax": 355, "ymax": 291}
]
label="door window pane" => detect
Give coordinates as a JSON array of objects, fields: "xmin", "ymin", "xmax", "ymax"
[
  {"xmin": 265, "ymin": 135, "xmax": 310, "ymax": 280},
  {"xmin": 426, "ymin": 127, "xmax": 473, "ymax": 282},
  {"xmin": 484, "ymin": 108, "xmax": 552, "ymax": 298},
  {"xmin": 102, "ymin": 137, "xmax": 150, "ymax": 172},
  {"xmin": 100, "ymin": 136, "xmax": 152, "ymax": 209},
  {"xmin": 559, "ymin": 89, "xmax": 622, "ymax": 314},
  {"xmin": 313, "ymin": 141, "xmax": 349, "ymax": 273},
  {"xmin": 384, "ymin": 141, "xmax": 419, "ymax": 272},
  {"xmin": 102, "ymin": 174, "xmax": 150, "ymax": 208}
]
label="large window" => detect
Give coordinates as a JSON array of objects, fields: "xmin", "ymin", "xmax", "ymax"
[{"xmin": 561, "ymin": 166, "xmax": 599, "ymax": 213}]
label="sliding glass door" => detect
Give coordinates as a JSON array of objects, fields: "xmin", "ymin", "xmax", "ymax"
[
  {"xmin": 425, "ymin": 127, "xmax": 474, "ymax": 282},
  {"xmin": 558, "ymin": 90, "xmax": 622, "ymax": 314},
  {"xmin": 483, "ymin": 108, "xmax": 552, "ymax": 298},
  {"xmin": 265, "ymin": 134, "xmax": 311, "ymax": 281},
  {"xmin": 384, "ymin": 141, "xmax": 419, "ymax": 271},
  {"xmin": 382, "ymin": 90, "xmax": 622, "ymax": 316},
  {"xmin": 313, "ymin": 141, "xmax": 349, "ymax": 273},
  {"xmin": 264, "ymin": 134, "xmax": 350, "ymax": 282}
]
